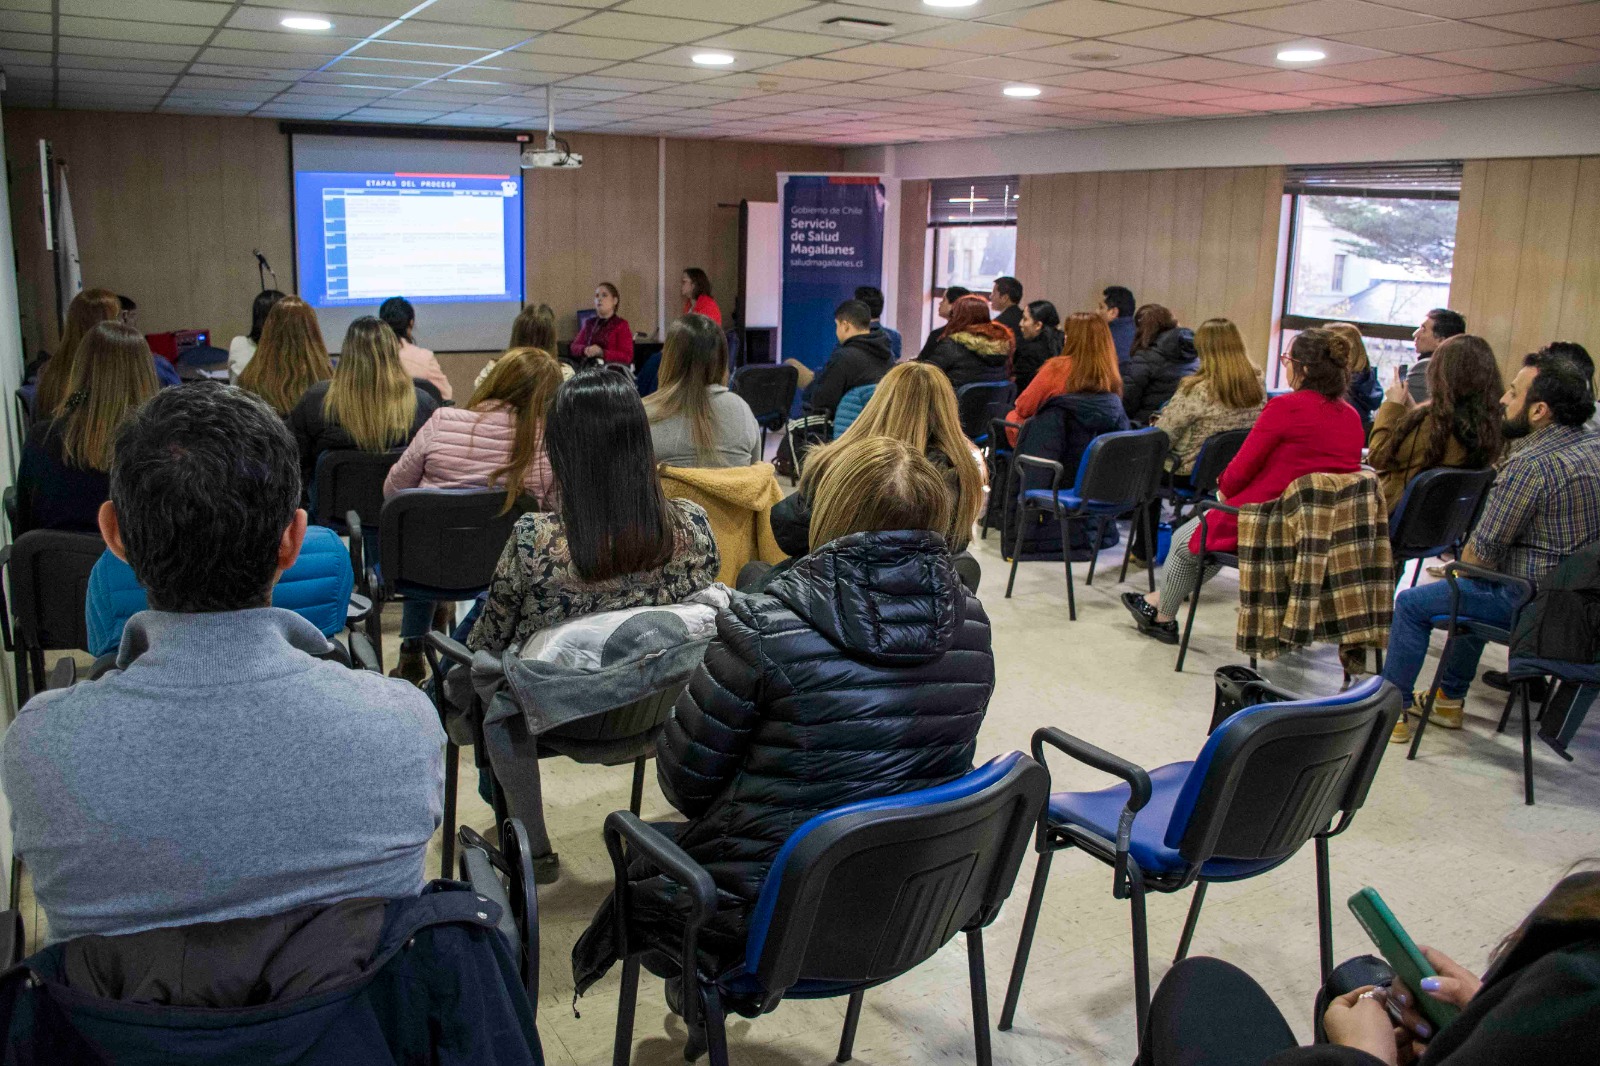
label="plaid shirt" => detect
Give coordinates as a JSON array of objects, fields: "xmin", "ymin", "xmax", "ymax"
[
  {"xmin": 1236, "ymin": 470, "xmax": 1393, "ymax": 659},
  {"xmin": 1471, "ymin": 424, "xmax": 1600, "ymax": 587}
]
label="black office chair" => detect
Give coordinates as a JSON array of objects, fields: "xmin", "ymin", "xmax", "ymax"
[
  {"xmin": 458, "ymin": 820, "xmax": 540, "ymax": 1005},
  {"xmin": 0, "ymin": 530, "xmax": 103, "ymax": 707},
  {"xmin": 1174, "ymin": 498, "xmax": 1240, "ymax": 673},
  {"xmin": 1168, "ymin": 428, "xmax": 1251, "ymax": 525},
  {"xmin": 411, "ymin": 376, "xmax": 445, "ymax": 407},
  {"xmin": 1388, "ymin": 467, "xmax": 1496, "ymax": 587},
  {"xmin": 12, "ymin": 389, "xmax": 32, "ymax": 441},
  {"xmin": 606, "ymin": 751, "xmax": 1048, "ymax": 1066},
  {"xmin": 1000, "ymin": 677, "xmax": 1401, "ymax": 1042},
  {"xmin": 312, "ymin": 449, "xmax": 402, "ymax": 595},
  {"xmin": 955, "ymin": 380, "xmax": 1014, "ymax": 444},
  {"xmin": 980, "ymin": 418, "xmax": 1021, "ymax": 541},
  {"xmin": 1005, "ymin": 427, "xmax": 1169, "ymax": 618},
  {"xmin": 426, "ymin": 632, "xmax": 678, "ymax": 881},
  {"xmin": 730, "ymin": 364, "xmax": 798, "ymax": 458}
]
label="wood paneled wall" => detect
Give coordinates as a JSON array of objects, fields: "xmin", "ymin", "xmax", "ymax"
[
  {"xmin": 1014, "ymin": 166, "xmax": 1286, "ymax": 364},
  {"xmin": 2, "ymin": 108, "xmax": 843, "ymax": 354},
  {"xmin": 4, "ymin": 109, "xmax": 293, "ymax": 361},
  {"xmin": 1451, "ymin": 156, "xmax": 1600, "ymax": 374},
  {"xmin": 662, "ymin": 139, "xmax": 842, "ymax": 334},
  {"xmin": 896, "ymin": 179, "xmax": 930, "ymax": 343}
]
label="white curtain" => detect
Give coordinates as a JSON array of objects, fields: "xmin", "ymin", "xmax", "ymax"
[{"xmin": 57, "ymin": 163, "xmax": 82, "ymax": 299}]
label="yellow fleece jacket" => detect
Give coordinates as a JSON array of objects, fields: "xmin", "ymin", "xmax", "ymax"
[{"xmin": 659, "ymin": 463, "xmax": 788, "ymax": 586}]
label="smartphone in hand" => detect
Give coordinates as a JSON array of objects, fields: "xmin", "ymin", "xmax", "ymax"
[{"xmin": 1348, "ymin": 888, "xmax": 1461, "ymax": 1032}]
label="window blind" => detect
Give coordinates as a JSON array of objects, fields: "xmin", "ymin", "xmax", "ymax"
[
  {"xmin": 930, "ymin": 176, "xmax": 1020, "ymax": 223},
  {"xmin": 1286, "ymin": 161, "xmax": 1462, "ymax": 200}
]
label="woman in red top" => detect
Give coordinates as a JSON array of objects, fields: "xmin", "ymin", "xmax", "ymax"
[
  {"xmin": 570, "ymin": 281, "xmax": 635, "ymax": 367},
  {"xmin": 681, "ymin": 267, "xmax": 722, "ymax": 325},
  {"xmin": 1122, "ymin": 328, "xmax": 1365, "ymax": 644},
  {"xmin": 1005, "ymin": 312, "xmax": 1117, "ymax": 444}
]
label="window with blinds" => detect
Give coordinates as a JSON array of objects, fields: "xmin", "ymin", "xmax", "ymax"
[
  {"xmin": 1285, "ymin": 161, "xmax": 1462, "ymax": 201},
  {"xmin": 929, "ymin": 176, "xmax": 1020, "ymax": 224}
]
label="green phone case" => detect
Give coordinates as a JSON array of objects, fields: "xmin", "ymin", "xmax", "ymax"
[{"xmin": 1348, "ymin": 887, "xmax": 1461, "ymax": 1031}]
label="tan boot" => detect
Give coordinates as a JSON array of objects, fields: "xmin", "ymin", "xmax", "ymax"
[
  {"xmin": 389, "ymin": 642, "xmax": 428, "ymax": 688},
  {"xmin": 1389, "ymin": 715, "xmax": 1412, "ymax": 744},
  {"xmin": 1416, "ymin": 690, "xmax": 1464, "ymax": 729}
]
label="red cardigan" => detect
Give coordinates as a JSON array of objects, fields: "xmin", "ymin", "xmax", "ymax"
[
  {"xmin": 1192, "ymin": 388, "xmax": 1365, "ymax": 555},
  {"xmin": 685, "ymin": 294, "xmax": 722, "ymax": 325},
  {"xmin": 570, "ymin": 314, "xmax": 634, "ymax": 365}
]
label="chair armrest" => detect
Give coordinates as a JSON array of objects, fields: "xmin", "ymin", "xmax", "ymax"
[
  {"xmin": 1032, "ymin": 726, "xmax": 1153, "ymax": 898},
  {"xmin": 1442, "ymin": 561, "xmax": 1536, "ymax": 630},
  {"xmin": 459, "ymin": 821, "xmax": 539, "ymax": 1005},
  {"xmin": 426, "ymin": 631, "xmax": 474, "ymax": 670},
  {"xmin": 1193, "ymin": 499, "xmax": 1240, "ymax": 558},
  {"xmin": 346, "ymin": 593, "xmax": 373, "ymax": 627},
  {"xmin": 45, "ymin": 658, "xmax": 76, "ymax": 691},
  {"xmin": 1015, "ymin": 454, "xmax": 1066, "ymax": 493},
  {"xmin": 347, "ymin": 631, "xmax": 382, "ymax": 673},
  {"xmin": 0, "ymin": 909, "xmax": 22, "ymax": 966},
  {"xmin": 0, "ymin": 543, "xmax": 12, "ymax": 652},
  {"xmin": 603, "ymin": 811, "xmax": 717, "ymax": 1029}
]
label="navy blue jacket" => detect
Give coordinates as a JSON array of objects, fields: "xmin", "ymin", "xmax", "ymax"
[{"xmin": 0, "ymin": 883, "xmax": 542, "ymax": 1066}]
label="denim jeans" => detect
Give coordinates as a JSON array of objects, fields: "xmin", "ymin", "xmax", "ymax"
[{"xmin": 1382, "ymin": 578, "xmax": 1522, "ymax": 708}]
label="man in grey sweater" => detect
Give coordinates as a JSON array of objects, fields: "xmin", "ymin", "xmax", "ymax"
[{"xmin": 1, "ymin": 384, "xmax": 444, "ymax": 944}]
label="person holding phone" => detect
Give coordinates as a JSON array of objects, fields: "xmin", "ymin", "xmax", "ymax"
[{"xmin": 1134, "ymin": 869, "xmax": 1600, "ymax": 1065}]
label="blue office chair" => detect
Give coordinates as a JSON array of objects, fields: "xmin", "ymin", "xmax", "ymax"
[
  {"xmin": 1167, "ymin": 428, "xmax": 1250, "ymax": 526},
  {"xmin": 605, "ymin": 752, "xmax": 1049, "ymax": 1066},
  {"xmin": 955, "ymin": 380, "xmax": 1014, "ymax": 444},
  {"xmin": 1388, "ymin": 467, "xmax": 1496, "ymax": 588},
  {"xmin": 1005, "ymin": 427, "xmax": 1168, "ymax": 617},
  {"xmin": 1408, "ymin": 562, "xmax": 1535, "ymax": 769},
  {"xmin": 999, "ymin": 677, "xmax": 1401, "ymax": 1042}
]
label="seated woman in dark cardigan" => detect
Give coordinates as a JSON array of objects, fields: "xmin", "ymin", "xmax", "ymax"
[{"xmin": 572, "ymin": 435, "xmax": 993, "ymax": 1009}]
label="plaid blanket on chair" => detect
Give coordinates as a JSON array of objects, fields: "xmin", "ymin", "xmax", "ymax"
[{"xmin": 1236, "ymin": 470, "xmax": 1393, "ymax": 660}]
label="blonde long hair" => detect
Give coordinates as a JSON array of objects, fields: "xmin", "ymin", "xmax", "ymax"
[
  {"xmin": 324, "ymin": 317, "xmax": 417, "ymax": 451},
  {"xmin": 37, "ymin": 288, "xmax": 121, "ymax": 417},
  {"xmin": 644, "ymin": 313, "xmax": 726, "ymax": 464},
  {"xmin": 467, "ymin": 346, "xmax": 564, "ymax": 513},
  {"xmin": 802, "ymin": 361, "xmax": 984, "ymax": 551},
  {"xmin": 240, "ymin": 296, "xmax": 333, "ymax": 415},
  {"xmin": 1180, "ymin": 318, "xmax": 1266, "ymax": 409},
  {"xmin": 810, "ymin": 437, "xmax": 955, "ymax": 552},
  {"xmin": 58, "ymin": 321, "xmax": 158, "ymax": 470},
  {"xmin": 1325, "ymin": 322, "xmax": 1371, "ymax": 375}
]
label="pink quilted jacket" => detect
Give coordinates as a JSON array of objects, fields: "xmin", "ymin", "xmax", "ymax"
[{"xmin": 383, "ymin": 404, "xmax": 558, "ymax": 507}]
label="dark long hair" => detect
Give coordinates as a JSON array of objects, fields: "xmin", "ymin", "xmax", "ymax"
[
  {"xmin": 545, "ymin": 369, "xmax": 675, "ymax": 583},
  {"xmin": 683, "ymin": 268, "xmax": 711, "ymax": 302},
  {"xmin": 1132, "ymin": 303, "xmax": 1178, "ymax": 352},
  {"xmin": 249, "ymin": 289, "xmax": 287, "ymax": 344},
  {"xmin": 1370, "ymin": 334, "xmax": 1504, "ymax": 473}
]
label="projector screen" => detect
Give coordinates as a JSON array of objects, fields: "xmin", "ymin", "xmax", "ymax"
[{"xmin": 291, "ymin": 134, "xmax": 525, "ymax": 351}]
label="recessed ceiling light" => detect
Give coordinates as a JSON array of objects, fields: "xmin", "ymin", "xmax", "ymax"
[
  {"xmin": 1003, "ymin": 85, "xmax": 1042, "ymax": 98},
  {"xmin": 1070, "ymin": 51, "xmax": 1121, "ymax": 63},
  {"xmin": 691, "ymin": 52, "xmax": 736, "ymax": 66},
  {"xmin": 923, "ymin": 0, "xmax": 979, "ymax": 8},
  {"xmin": 280, "ymin": 15, "xmax": 333, "ymax": 30},
  {"xmin": 1277, "ymin": 48, "xmax": 1326, "ymax": 63}
]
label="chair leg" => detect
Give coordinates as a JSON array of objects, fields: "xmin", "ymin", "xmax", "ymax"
[
  {"xmin": 612, "ymin": 956, "xmax": 640, "ymax": 1066},
  {"xmin": 702, "ymin": 984, "xmax": 731, "ymax": 1066},
  {"xmin": 1148, "ymin": 507, "xmax": 1158, "ymax": 594},
  {"xmin": 1175, "ymin": 569, "xmax": 1202, "ymax": 673},
  {"xmin": 13, "ymin": 645, "xmax": 29, "ymax": 710},
  {"xmin": 1521, "ymin": 684, "xmax": 1536, "ymax": 806},
  {"xmin": 1085, "ymin": 517, "xmax": 1103, "ymax": 586},
  {"xmin": 28, "ymin": 647, "xmax": 45, "ymax": 694},
  {"xmin": 1408, "ymin": 630, "xmax": 1458, "ymax": 760},
  {"xmin": 967, "ymin": 928, "xmax": 993, "ymax": 1066},
  {"xmin": 837, "ymin": 991, "xmax": 865, "ymax": 1063},
  {"xmin": 1059, "ymin": 514, "xmax": 1077, "ymax": 621},
  {"xmin": 1409, "ymin": 559, "xmax": 1422, "ymax": 588},
  {"xmin": 1315, "ymin": 835, "xmax": 1335, "ymax": 983},
  {"xmin": 1173, "ymin": 880, "xmax": 1207, "ymax": 963},
  {"xmin": 1497, "ymin": 686, "xmax": 1516, "ymax": 733},
  {"xmin": 1005, "ymin": 504, "xmax": 1029, "ymax": 599},
  {"xmin": 1000, "ymin": 850, "xmax": 1052, "ymax": 1031},
  {"xmin": 1374, "ymin": 647, "xmax": 1383, "ymax": 674},
  {"xmin": 441, "ymin": 740, "xmax": 458, "ymax": 878},
  {"xmin": 630, "ymin": 756, "xmax": 646, "ymax": 815},
  {"xmin": 1130, "ymin": 872, "xmax": 1151, "ymax": 1045},
  {"xmin": 1119, "ymin": 510, "xmax": 1136, "ymax": 585}
]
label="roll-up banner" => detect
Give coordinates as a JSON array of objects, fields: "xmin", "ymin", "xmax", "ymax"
[{"xmin": 778, "ymin": 173, "xmax": 886, "ymax": 372}]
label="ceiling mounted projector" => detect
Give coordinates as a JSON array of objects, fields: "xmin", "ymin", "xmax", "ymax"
[{"xmin": 522, "ymin": 86, "xmax": 583, "ymax": 170}]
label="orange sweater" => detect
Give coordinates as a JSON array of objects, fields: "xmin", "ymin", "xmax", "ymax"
[{"xmin": 1005, "ymin": 354, "xmax": 1074, "ymax": 443}]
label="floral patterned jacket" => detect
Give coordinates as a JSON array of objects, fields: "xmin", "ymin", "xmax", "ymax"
[{"xmin": 467, "ymin": 498, "xmax": 720, "ymax": 655}]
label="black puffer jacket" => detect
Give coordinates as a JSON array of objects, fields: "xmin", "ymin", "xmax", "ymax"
[
  {"xmin": 920, "ymin": 325, "xmax": 1013, "ymax": 391},
  {"xmin": 1123, "ymin": 326, "xmax": 1197, "ymax": 425},
  {"xmin": 803, "ymin": 328, "xmax": 894, "ymax": 416},
  {"xmin": 1012, "ymin": 325, "xmax": 1063, "ymax": 394},
  {"xmin": 572, "ymin": 529, "xmax": 991, "ymax": 991}
]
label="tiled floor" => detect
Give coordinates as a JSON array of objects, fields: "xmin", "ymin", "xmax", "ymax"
[{"xmin": 21, "ymin": 523, "xmax": 1600, "ymax": 1065}]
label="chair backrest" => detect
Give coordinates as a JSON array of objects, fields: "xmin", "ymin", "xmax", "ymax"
[
  {"xmin": 412, "ymin": 377, "xmax": 445, "ymax": 407},
  {"xmin": 731, "ymin": 365, "xmax": 798, "ymax": 426},
  {"xmin": 1073, "ymin": 427, "xmax": 1169, "ymax": 509},
  {"xmin": 1165, "ymin": 677, "xmax": 1401, "ymax": 867},
  {"xmin": 745, "ymin": 752, "xmax": 1048, "ymax": 999},
  {"xmin": 313, "ymin": 449, "xmax": 402, "ymax": 530},
  {"xmin": 7, "ymin": 531, "xmax": 104, "ymax": 652},
  {"xmin": 1389, "ymin": 466, "xmax": 1497, "ymax": 560},
  {"xmin": 1188, "ymin": 428, "xmax": 1252, "ymax": 500},
  {"xmin": 377, "ymin": 488, "xmax": 530, "ymax": 599},
  {"xmin": 13, "ymin": 388, "xmax": 33, "ymax": 438},
  {"xmin": 539, "ymin": 683, "xmax": 681, "ymax": 756},
  {"xmin": 955, "ymin": 380, "xmax": 1014, "ymax": 441},
  {"xmin": 953, "ymin": 552, "xmax": 981, "ymax": 594},
  {"xmin": 830, "ymin": 383, "xmax": 877, "ymax": 438}
]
